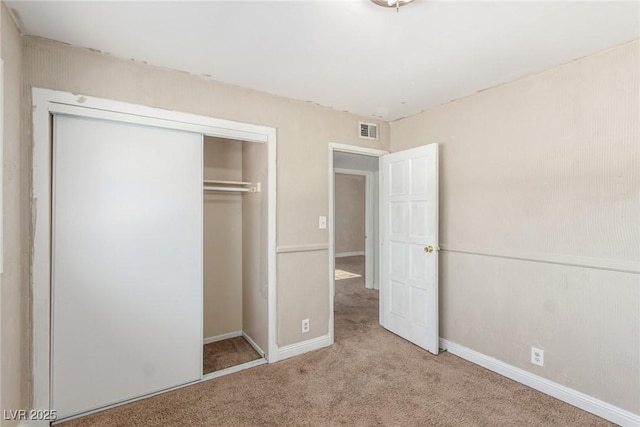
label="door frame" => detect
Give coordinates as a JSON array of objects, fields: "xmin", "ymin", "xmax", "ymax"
[
  {"xmin": 333, "ymin": 168, "xmax": 374, "ymax": 289},
  {"xmin": 328, "ymin": 143, "xmax": 388, "ymax": 344},
  {"xmin": 31, "ymin": 88, "xmax": 278, "ymax": 418}
]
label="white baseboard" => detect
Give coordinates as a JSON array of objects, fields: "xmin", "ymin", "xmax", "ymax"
[
  {"xmin": 439, "ymin": 338, "xmax": 640, "ymax": 427},
  {"xmin": 335, "ymin": 251, "xmax": 364, "ymax": 258},
  {"xmin": 277, "ymin": 334, "xmax": 332, "ymax": 361},
  {"xmin": 203, "ymin": 331, "xmax": 242, "ymax": 345},
  {"xmin": 242, "ymin": 332, "xmax": 265, "ymax": 358}
]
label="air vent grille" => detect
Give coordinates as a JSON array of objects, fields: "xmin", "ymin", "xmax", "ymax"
[{"xmin": 359, "ymin": 122, "xmax": 378, "ymax": 140}]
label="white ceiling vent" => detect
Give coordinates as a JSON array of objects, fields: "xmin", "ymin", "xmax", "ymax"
[{"xmin": 359, "ymin": 122, "xmax": 378, "ymax": 140}]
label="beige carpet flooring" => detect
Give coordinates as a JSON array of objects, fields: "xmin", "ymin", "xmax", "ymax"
[
  {"xmin": 203, "ymin": 337, "xmax": 262, "ymax": 375},
  {"xmin": 61, "ymin": 256, "xmax": 612, "ymax": 426}
]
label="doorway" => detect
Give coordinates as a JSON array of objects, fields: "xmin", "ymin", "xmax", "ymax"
[
  {"xmin": 334, "ymin": 170, "xmax": 370, "ymax": 283},
  {"xmin": 328, "ymin": 142, "xmax": 440, "ymax": 356},
  {"xmin": 328, "ymin": 143, "xmax": 387, "ymax": 343}
]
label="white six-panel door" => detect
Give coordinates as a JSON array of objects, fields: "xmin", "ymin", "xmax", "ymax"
[
  {"xmin": 380, "ymin": 143, "xmax": 439, "ymax": 354},
  {"xmin": 52, "ymin": 115, "xmax": 203, "ymax": 420}
]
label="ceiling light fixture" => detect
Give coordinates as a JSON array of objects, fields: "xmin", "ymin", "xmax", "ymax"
[{"xmin": 371, "ymin": 0, "xmax": 415, "ymax": 12}]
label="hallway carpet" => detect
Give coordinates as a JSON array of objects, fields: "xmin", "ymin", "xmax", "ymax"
[{"xmin": 61, "ymin": 256, "xmax": 612, "ymax": 426}]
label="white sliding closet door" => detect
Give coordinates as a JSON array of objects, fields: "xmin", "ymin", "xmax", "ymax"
[{"xmin": 52, "ymin": 115, "xmax": 203, "ymax": 420}]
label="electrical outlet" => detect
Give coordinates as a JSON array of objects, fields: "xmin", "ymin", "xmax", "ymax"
[
  {"xmin": 531, "ymin": 347, "xmax": 544, "ymax": 367},
  {"xmin": 301, "ymin": 318, "xmax": 310, "ymax": 334},
  {"xmin": 319, "ymin": 216, "xmax": 327, "ymax": 229}
]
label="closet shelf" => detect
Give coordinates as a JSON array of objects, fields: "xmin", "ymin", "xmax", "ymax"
[
  {"xmin": 203, "ymin": 180, "xmax": 261, "ymax": 193},
  {"xmin": 203, "ymin": 180, "xmax": 252, "ymax": 186}
]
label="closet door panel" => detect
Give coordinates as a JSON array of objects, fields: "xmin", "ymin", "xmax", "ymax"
[{"xmin": 52, "ymin": 115, "xmax": 202, "ymax": 419}]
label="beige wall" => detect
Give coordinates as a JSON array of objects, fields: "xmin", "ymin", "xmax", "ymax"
[
  {"xmin": 391, "ymin": 40, "xmax": 640, "ymax": 414},
  {"xmin": 334, "ymin": 173, "xmax": 365, "ymax": 255},
  {"xmin": 22, "ymin": 37, "xmax": 390, "ymax": 356},
  {"xmin": 1, "ymin": 4, "xmax": 27, "ymax": 425},
  {"xmin": 242, "ymin": 141, "xmax": 269, "ymax": 353},
  {"xmin": 203, "ymin": 136, "xmax": 243, "ymax": 339},
  {"xmin": 277, "ymin": 249, "xmax": 329, "ymax": 345}
]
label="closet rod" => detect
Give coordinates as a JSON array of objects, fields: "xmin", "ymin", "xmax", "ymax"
[{"xmin": 203, "ymin": 186, "xmax": 250, "ymax": 193}]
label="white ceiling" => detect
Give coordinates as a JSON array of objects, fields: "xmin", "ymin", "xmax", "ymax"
[{"xmin": 7, "ymin": 1, "xmax": 639, "ymax": 121}]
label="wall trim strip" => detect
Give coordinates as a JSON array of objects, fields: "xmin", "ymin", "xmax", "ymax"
[
  {"xmin": 439, "ymin": 244, "xmax": 639, "ymax": 274},
  {"xmin": 440, "ymin": 339, "xmax": 640, "ymax": 427},
  {"xmin": 335, "ymin": 251, "xmax": 365, "ymax": 258},
  {"xmin": 277, "ymin": 335, "xmax": 332, "ymax": 361},
  {"xmin": 277, "ymin": 244, "xmax": 329, "ymax": 254}
]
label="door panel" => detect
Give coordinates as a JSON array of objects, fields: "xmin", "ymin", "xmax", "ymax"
[
  {"xmin": 409, "ymin": 244, "xmax": 428, "ymax": 283},
  {"xmin": 390, "ymin": 202, "xmax": 407, "ymax": 238},
  {"xmin": 52, "ymin": 115, "xmax": 203, "ymax": 420},
  {"xmin": 390, "ymin": 280, "xmax": 408, "ymax": 318},
  {"xmin": 390, "ymin": 161, "xmax": 406, "ymax": 195},
  {"xmin": 410, "ymin": 201, "xmax": 429, "ymax": 238},
  {"xmin": 390, "ymin": 241, "xmax": 406, "ymax": 276},
  {"xmin": 380, "ymin": 143, "xmax": 439, "ymax": 354},
  {"xmin": 410, "ymin": 288, "xmax": 429, "ymax": 325}
]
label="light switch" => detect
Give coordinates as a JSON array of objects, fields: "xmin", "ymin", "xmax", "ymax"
[{"xmin": 319, "ymin": 216, "xmax": 327, "ymax": 229}]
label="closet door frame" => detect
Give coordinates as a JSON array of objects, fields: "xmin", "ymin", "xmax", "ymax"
[{"xmin": 31, "ymin": 88, "xmax": 278, "ymax": 422}]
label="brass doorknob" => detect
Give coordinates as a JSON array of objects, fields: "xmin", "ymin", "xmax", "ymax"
[{"xmin": 424, "ymin": 246, "xmax": 434, "ymax": 253}]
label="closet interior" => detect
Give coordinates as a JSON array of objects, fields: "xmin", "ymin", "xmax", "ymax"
[{"xmin": 202, "ymin": 135, "xmax": 269, "ymax": 375}]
